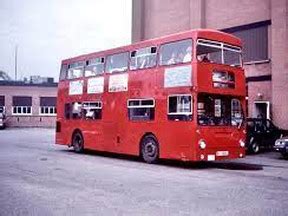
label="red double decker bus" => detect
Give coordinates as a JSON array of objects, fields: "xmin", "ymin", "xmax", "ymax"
[{"xmin": 56, "ymin": 29, "xmax": 246, "ymax": 163}]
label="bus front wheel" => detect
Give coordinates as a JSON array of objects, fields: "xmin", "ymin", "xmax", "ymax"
[
  {"xmin": 141, "ymin": 135, "xmax": 159, "ymax": 164},
  {"xmin": 72, "ymin": 131, "xmax": 84, "ymax": 153}
]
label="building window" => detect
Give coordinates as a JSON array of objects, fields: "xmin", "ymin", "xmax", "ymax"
[
  {"xmin": 106, "ymin": 52, "xmax": 129, "ymax": 73},
  {"xmin": 223, "ymin": 22, "xmax": 269, "ymax": 63},
  {"xmin": 12, "ymin": 96, "xmax": 32, "ymax": 115},
  {"xmin": 67, "ymin": 61, "xmax": 84, "ymax": 79},
  {"xmin": 130, "ymin": 47, "xmax": 157, "ymax": 70},
  {"xmin": 82, "ymin": 101, "xmax": 102, "ymax": 120},
  {"xmin": 85, "ymin": 57, "xmax": 105, "ymax": 77},
  {"xmin": 168, "ymin": 95, "xmax": 192, "ymax": 121},
  {"xmin": 127, "ymin": 99, "xmax": 155, "ymax": 121},
  {"xmin": 39, "ymin": 97, "xmax": 57, "ymax": 116},
  {"xmin": 159, "ymin": 39, "xmax": 192, "ymax": 66}
]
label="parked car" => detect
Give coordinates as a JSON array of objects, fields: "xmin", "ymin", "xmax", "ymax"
[
  {"xmin": 274, "ymin": 136, "xmax": 288, "ymax": 158},
  {"xmin": 246, "ymin": 118, "xmax": 288, "ymax": 154}
]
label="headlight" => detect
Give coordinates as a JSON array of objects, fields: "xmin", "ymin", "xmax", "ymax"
[
  {"xmin": 239, "ymin": 139, "xmax": 245, "ymax": 147},
  {"xmin": 199, "ymin": 139, "xmax": 206, "ymax": 149},
  {"xmin": 275, "ymin": 140, "xmax": 281, "ymax": 146}
]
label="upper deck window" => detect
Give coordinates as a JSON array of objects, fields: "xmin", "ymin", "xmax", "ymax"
[
  {"xmin": 59, "ymin": 64, "xmax": 67, "ymax": 80},
  {"xmin": 196, "ymin": 39, "xmax": 242, "ymax": 67},
  {"xmin": 67, "ymin": 62, "xmax": 84, "ymax": 79},
  {"xmin": 130, "ymin": 47, "xmax": 157, "ymax": 70},
  {"xmin": 106, "ymin": 52, "xmax": 129, "ymax": 73},
  {"xmin": 159, "ymin": 39, "xmax": 192, "ymax": 66},
  {"xmin": 85, "ymin": 57, "xmax": 105, "ymax": 77}
]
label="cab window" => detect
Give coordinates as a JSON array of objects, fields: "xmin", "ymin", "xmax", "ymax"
[{"xmin": 159, "ymin": 39, "xmax": 192, "ymax": 66}]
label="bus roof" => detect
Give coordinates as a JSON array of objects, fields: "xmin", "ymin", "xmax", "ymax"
[{"xmin": 62, "ymin": 29, "xmax": 242, "ymax": 64}]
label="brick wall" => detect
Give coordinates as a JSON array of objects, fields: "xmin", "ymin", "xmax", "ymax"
[{"xmin": 132, "ymin": 0, "xmax": 288, "ymax": 129}]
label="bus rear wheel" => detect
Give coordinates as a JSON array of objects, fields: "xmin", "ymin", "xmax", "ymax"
[
  {"xmin": 141, "ymin": 135, "xmax": 159, "ymax": 164},
  {"xmin": 72, "ymin": 131, "xmax": 84, "ymax": 153}
]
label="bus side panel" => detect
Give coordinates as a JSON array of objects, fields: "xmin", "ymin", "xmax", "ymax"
[{"xmin": 81, "ymin": 122, "xmax": 104, "ymax": 150}]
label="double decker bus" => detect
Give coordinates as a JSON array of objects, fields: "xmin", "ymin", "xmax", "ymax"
[{"xmin": 56, "ymin": 29, "xmax": 246, "ymax": 163}]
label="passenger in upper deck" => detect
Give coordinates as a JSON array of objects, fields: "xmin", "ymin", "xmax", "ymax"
[
  {"xmin": 183, "ymin": 45, "xmax": 192, "ymax": 63},
  {"xmin": 197, "ymin": 54, "xmax": 210, "ymax": 63},
  {"xmin": 167, "ymin": 52, "xmax": 177, "ymax": 65}
]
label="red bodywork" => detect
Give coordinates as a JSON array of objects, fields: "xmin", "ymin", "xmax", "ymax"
[{"xmin": 56, "ymin": 29, "xmax": 246, "ymax": 161}]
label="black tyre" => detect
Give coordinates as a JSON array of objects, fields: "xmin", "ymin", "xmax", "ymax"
[
  {"xmin": 72, "ymin": 131, "xmax": 84, "ymax": 153},
  {"xmin": 141, "ymin": 135, "xmax": 159, "ymax": 164},
  {"xmin": 249, "ymin": 141, "xmax": 260, "ymax": 154}
]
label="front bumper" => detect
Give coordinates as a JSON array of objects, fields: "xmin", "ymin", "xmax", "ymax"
[
  {"xmin": 274, "ymin": 145, "xmax": 288, "ymax": 154},
  {"xmin": 197, "ymin": 147, "xmax": 245, "ymax": 161}
]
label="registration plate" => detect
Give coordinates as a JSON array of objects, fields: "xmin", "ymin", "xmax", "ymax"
[{"xmin": 216, "ymin": 151, "xmax": 229, "ymax": 157}]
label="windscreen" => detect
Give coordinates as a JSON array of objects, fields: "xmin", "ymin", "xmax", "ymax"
[{"xmin": 197, "ymin": 94, "xmax": 244, "ymax": 127}]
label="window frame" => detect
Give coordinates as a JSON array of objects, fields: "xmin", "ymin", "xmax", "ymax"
[
  {"xmin": 127, "ymin": 98, "xmax": 155, "ymax": 121},
  {"xmin": 39, "ymin": 106, "xmax": 57, "ymax": 116},
  {"xmin": 130, "ymin": 46, "xmax": 157, "ymax": 71},
  {"xmin": 159, "ymin": 38, "xmax": 193, "ymax": 66},
  {"xmin": 12, "ymin": 106, "xmax": 32, "ymax": 116},
  {"xmin": 167, "ymin": 94, "xmax": 193, "ymax": 115}
]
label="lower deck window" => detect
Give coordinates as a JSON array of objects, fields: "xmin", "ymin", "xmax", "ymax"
[
  {"xmin": 64, "ymin": 102, "xmax": 102, "ymax": 120},
  {"xmin": 168, "ymin": 95, "xmax": 192, "ymax": 121},
  {"xmin": 64, "ymin": 103, "xmax": 71, "ymax": 119},
  {"xmin": 128, "ymin": 99, "xmax": 155, "ymax": 121},
  {"xmin": 82, "ymin": 101, "xmax": 102, "ymax": 120},
  {"xmin": 72, "ymin": 102, "xmax": 82, "ymax": 119},
  {"xmin": 197, "ymin": 94, "xmax": 243, "ymax": 126}
]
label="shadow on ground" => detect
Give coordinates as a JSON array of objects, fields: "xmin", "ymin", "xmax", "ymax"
[{"xmin": 58, "ymin": 148, "xmax": 264, "ymax": 171}]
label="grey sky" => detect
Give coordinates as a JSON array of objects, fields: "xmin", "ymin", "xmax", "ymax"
[{"xmin": 0, "ymin": 0, "xmax": 132, "ymax": 81}]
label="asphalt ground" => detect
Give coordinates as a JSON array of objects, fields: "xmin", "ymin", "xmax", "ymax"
[{"xmin": 0, "ymin": 128, "xmax": 288, "ymax": 216}]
